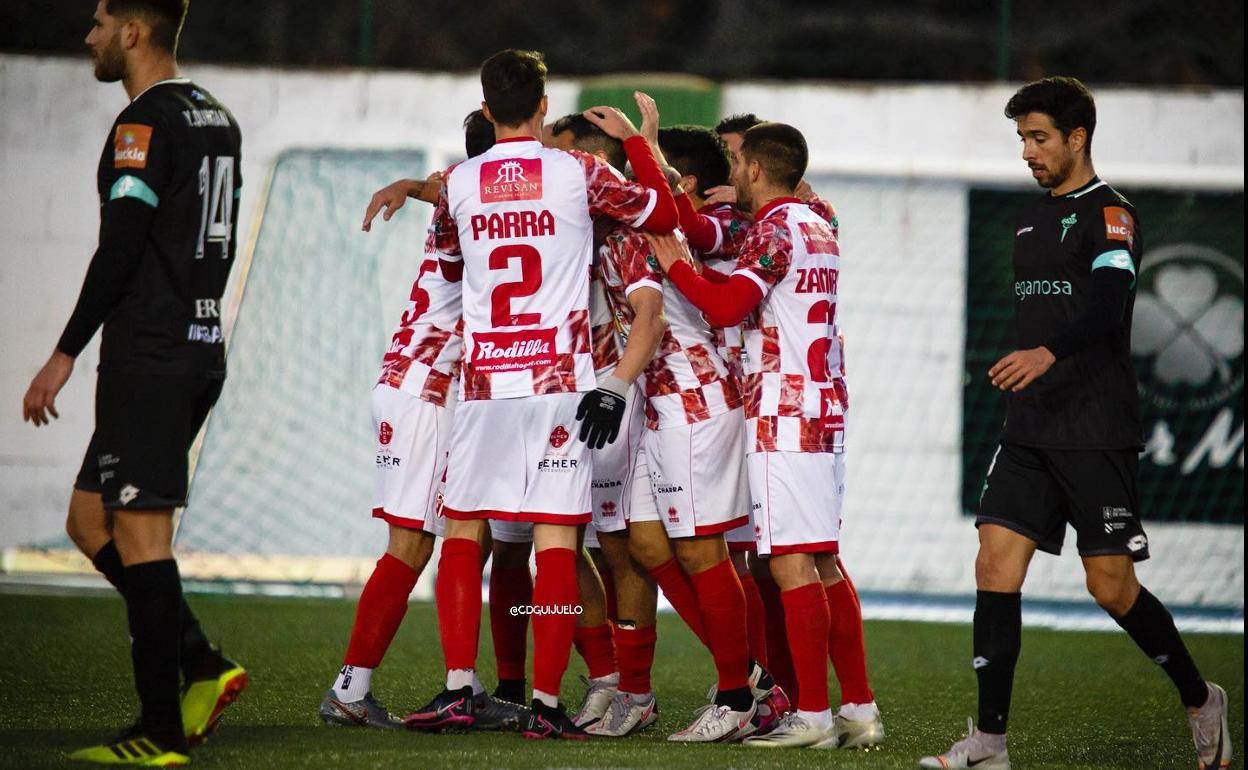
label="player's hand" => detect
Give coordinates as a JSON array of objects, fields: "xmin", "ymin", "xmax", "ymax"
[
  {"xmin": 414, "ymin": 170, "xmax": 443, "ymax": 204},
  {"xmin": 989, "ymin": 346, "xmax": 1056, "ymax": 392},
  {"xmin": 23, "ymin": 350, "xmax": 74, "ymax": 427},
  {"xmin": 634, "ymin": 91, "xmax": 661, "ymax": 150},
  {"xmin": 362, "ymin": 177, "xmax": 424, "ymax": 231},
  {"xmin": 795, "ymin": 178, "xmax": 815, "ymax": 201},
  {"xmin": 576, "ymin": 377, "xmax": 629, "ymax": 449},
  {"xmin": 582, "ymin": 106, "xmax": 641, "ymax": 140},
  {"xmin": 704, "ymin": 185, "xmax": 737, "ymax": 206},
  {"xmin": 643, "ymin": 231, "xmax": 696, "ymax": 274}
]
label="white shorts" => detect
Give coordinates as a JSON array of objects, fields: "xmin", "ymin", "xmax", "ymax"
[
  {"xmin": 725, "ymin": 512, "xmax": 757, "ymax": 552},
  {"xmin": 624, "ymin": 449, "xmax": 660, "ymax": 524},
  {"xmin": 443, "ymin": 393, "xmax": 591, "ymax": 525},
  {"xmin": 591, "ymin": 385, "xmax": 645, "ymax": 535},
  {"xmin": 490, "ymin": 519, "xmax": 533, "ymax": 544},
  {"xmin": 749, "ymin": 451, "xmax": 845, "ymax": 556},
  {"xmin": 641, "ymin": 409, "xmax": 749, "ymax": 539},
  {"xmin": 370, "ymin": 384, "xmax": 451, "ymax": 535}
]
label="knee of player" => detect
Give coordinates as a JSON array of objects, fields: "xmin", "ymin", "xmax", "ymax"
[
  {"xmin": 974, "ymin": 550, "xmax": 1025, "ymax": 592},
  {"xmin": 628, "ymin": 535, "xmax": 670, "ymax": 570},
  {"xmin": 1085, "ymin": 570, "xmax": 1139, "ymax": 617}
]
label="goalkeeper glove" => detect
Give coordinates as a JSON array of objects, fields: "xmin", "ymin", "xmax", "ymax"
[{"xmin": 576, "ymin": 375, "xmax": 629, "ymax": 449}]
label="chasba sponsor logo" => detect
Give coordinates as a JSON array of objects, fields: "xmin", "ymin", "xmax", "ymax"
[
  {"xmin": 1014, "ymin": 279, "xmax": 1073, "ymax": 301},
  {"xmin": 471, "ymin": 328, "xmax": 558, "ymax": 373},
  {"xmin": 480, "ymin": 158, "xmax": 543, "ymax": 203}
]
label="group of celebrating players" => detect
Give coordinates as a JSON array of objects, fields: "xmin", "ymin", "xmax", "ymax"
[{"xmin": 22, "ymin": 1, "xmax": 1234, "ymax": 767}]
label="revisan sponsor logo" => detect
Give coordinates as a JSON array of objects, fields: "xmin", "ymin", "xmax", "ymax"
[{"xmin": 480, "ymin": 158, "xmax": 543, "ymax": 203}]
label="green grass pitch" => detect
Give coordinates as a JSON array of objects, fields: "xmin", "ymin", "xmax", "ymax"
[{"xmin": 1, "ymin": 592, "xmax": 1241, "ymax": 769}]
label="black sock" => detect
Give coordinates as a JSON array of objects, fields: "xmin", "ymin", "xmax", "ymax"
[
  {"xmin": 1113, "ymin": 586, "xmax": 1207, "ymax": 708},
  {"xmin": 974, "ymin": 590, "xmax": 1021, "ymax": 735},
  {"xmin": 95, "ymin": 541, "xmax": 217, "ymax": 681},
  {"xmin": 713, "ymin": 685, "xmax": 754, "ymax": 712},
  {"xmin": 123, "ymin": 559, "xmax": 186, "ymax": 746},
  {"xmin": 494, "ymin": 678, "xmax": 526, "ymax": 704}
]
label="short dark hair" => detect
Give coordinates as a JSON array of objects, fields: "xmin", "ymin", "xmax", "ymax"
[
  {"xmin": 715, "ymin": 113, "xmax": 762, "ymax": 136},
  {"xmin": 106, "ymin": 0, "xmax": 187, "ymax": 53},
  {"xmin": 658, "ymin": 125, "xmax": 729, "ymax": 194},
  {"xmin": 551, "ymin": 113, "xmax": 625, "ymax": 172},
  {"xmin": 480, "ymin": 49, "xmax": 547, "ymax": 127},
  {"xmin": 462, "ymin": 109, "xmax": 495, "ymax": 158},
  {"xmin": 741, "ymin": 122, "xmax": 807, "ymax": 190},
  {"xmin": 1005, "ymin": 76, "xmax": 1097, "ymax": 154}
]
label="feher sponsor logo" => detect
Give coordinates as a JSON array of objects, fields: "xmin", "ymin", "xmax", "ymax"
[
  {"xmin": 471, "ymin": 328, "xmax": 558, "ymax": 373},
  {"xmin": 480, "ymin": 158, "xmax": 543, "ymax": 203},
  {"xmin": 113, "ymin": 124, "xmax": 153, "ymax": 169},
  {"xmin": 549, "ymin": 425, "xmax": 570, "ymax": 449},
  {"xmin": 379, "ymin": 421, "xmax": 393, "ymax": 446}
]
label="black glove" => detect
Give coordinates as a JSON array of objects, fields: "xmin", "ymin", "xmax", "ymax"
[{"xmin": 576, "ymin": 376, "xmax": 629, "ymax": 449}]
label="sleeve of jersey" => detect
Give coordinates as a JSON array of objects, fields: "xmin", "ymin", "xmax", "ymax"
[
  {"xmin": 1087, "ymin": 203, "xmax": 1140, "ymax": 287},
  {"xmin": 1043, "ymin": 267, "xmax": 1133, "ymax": 360},
  {"xmin": 57, "ymin": 119, "xmax": 172, "ymax": 357},
  {"xmin": 730, "ymin": 221, "xmax": 792, "ymax": 295},
  {"xmin": 666, "ymin": 260, "xmax": 762, "ymax": 328},
  {"xmin": 618, "ymin": 235, "xmax": 664, "ymax": 296},
  {"xmin": 674, "ymin": 192, "xmax": 720, "ymax": 253},
  {"xmin": 584, "ymin": 138, "xmax": 677, "ymax": 232}
]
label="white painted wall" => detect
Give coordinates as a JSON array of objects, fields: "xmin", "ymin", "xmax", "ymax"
[{"xmin": 0, "ymin": 55, "xmax": 1241, "ymax": 609}]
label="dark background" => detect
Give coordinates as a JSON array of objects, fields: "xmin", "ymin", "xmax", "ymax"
[{"xmin": 3, "ymin": 0, "xmax": 1242, "ymax": 85}]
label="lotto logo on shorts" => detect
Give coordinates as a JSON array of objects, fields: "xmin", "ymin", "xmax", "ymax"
[
  {"xmin": 378, "ymin": 421, "xmax": 393, "ymax": 446},
  {"xmin": 113, "ymin": 124, "xmax": 153, "ymax": 168},
  {"xmin": 480, "ymin": 158, "xmax": 542, "ymax": 203},
  {"xmin": 471, "ymin": 328, "xmax": 558, "ymax": 373},
  {"xmin": 549, "ymin": 425, "xmax": 569, "ymax": 448}
]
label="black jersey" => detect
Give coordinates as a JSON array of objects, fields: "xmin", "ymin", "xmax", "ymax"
[
  {"xmin": 63, "ymin": 78, "xmax": 242, "ymax": 377},
  {"xmin": 1002, "ymin": 177, "xmax": 1143, "ymax": 449}
]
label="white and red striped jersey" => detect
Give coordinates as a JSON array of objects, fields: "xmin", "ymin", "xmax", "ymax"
[
  {"xmin": 589, "ymin": 264, "xmax": 621, "ymax": 375},
  {"xmin": 732, "ymin": 197, "xmax": 846, "ymax": 453},
  {"xmin": 376, "ymin": 210, "xmax": 463, "ymax": 406},
  {"xmin": 436, "ymin": 138, "xmax": 659, "ymax": 401},
  {"xmin": 598, "ymin": 227, "xmax": 742, "ymax": 429}
]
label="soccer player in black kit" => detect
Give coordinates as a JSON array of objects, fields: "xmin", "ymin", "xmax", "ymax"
[
  {"xmin": 920, "ymin": 78, "xmax": 1232, "ymax": 770},
  {"xmin": 21, "ymin": 1, "xmax": 246, "ymax": 765}
]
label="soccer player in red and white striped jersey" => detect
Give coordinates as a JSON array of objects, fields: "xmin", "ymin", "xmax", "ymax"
[{"xmin": 648, "ymin": 122, "xmax": 883, "ymax": 750}]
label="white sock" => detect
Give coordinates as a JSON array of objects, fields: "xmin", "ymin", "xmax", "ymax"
[
  {"xmin": 837, "ymin": 701, "xmax": 879, "ymax": 722},
  {"xmin": 470, "ymin": 672, "xmax": 486, "ymax": 696},
  {"xmin": 591, "ymin": 672, "xmax": 619, "ymax": 686},
  {"xmin": 797, "ymin": 708, "xmax": 834, "ymax": 729},
  {"xmin": 533, "ymin": 688, "xmax": 559, "ymax": 708},
  {"xmin": 446, "ymin": 668, "xmax": 475, "ymax": 692},
  {"xmin": 976, "ymin": 727, "xmax": 1008, "ymax": 751},
  {"xmin": 332, "ymin": 664, "xmax": 372, "ymax": 702}
]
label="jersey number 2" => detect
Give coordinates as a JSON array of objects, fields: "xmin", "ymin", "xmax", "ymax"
[
  {"xmin": 489, "ymin": 244, "xmax": 542, "ymax": 326},
  {"xmin": 196, "ymin": 155, "xmax": 234, "ymax": 259}
]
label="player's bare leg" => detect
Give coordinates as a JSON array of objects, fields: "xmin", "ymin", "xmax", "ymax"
[
  {"xmin": 745, "ymin": 552, "xmax": 832, "ymax": 747},
  {"xmin": 66, "ymin": 488, "xmax": 112, "ymax": 559},
  {"xmin": 667, "ymin": 534, "xmax": 757, "ymax": 743},
  {"xmin": 1082, "ymin": 555, "xmax": 1231, "ymax": 769},
  {"xmin": 323, "ymin": 525, "xmax": 433, "ymax": 729},
  {"xmin": 520, "ymin": 522, "xmax": 589, "ymax": 739},
  {"xmin": 810, "ymin": 553, "xmax": 882, "ymax": 749},
  {"xmin": 488, "ymin": 538, "xmax": 533, "ymax": 704},
  {"xmin": 405, "ymin": 517, "xmax": 487, "ymax": 731},
  {"xmin": 572, "ymin": 541, "xmax": 618, "ymax": 728},
  {"xmin": 589, "ymin": 529, "xmax": 661, "ymax": 736},
  {"xmin": 630, "ymin": 520, "xmax": 710, "ymax": 647}
]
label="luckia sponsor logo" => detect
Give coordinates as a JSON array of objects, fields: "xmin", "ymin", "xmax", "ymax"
[{"xmin": 1133, "ymin": 244, "xmax": 1243, "ymax": 473}]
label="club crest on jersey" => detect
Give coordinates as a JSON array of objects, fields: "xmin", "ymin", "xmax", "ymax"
[
  {"xmin": 113, "ymin": 123, "xmax": 153, "ymax": 169},
  {"xmin": 480, "ymin": 158, "xmax": 543, "ymax": 203},
  {"xmin": 549, "ymin": 425, "xmax": 570, "ymax": 448},
  {"xmin": 1060, "ymin": 213, "xmax": 1077, "ymax": 242},
  {"xmin": 471, "ymin": 328, "xmax": 558, "ymax": 373},
  {"xmin": 379, "ymin": 421, "xmax": 393, "ymax": 446},
  {"xmin": 1103, "ymin": 206, "xmax": 1135, "ymax": 249}
]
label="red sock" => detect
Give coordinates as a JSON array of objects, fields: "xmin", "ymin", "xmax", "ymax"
[
  {"xmin": 648, "ymin": 557, "xmax": 709, "ymax": 647},
  {"xmin": 691, "ymin": 559, "xmax": 750, "ymax": 692},
  {"xmin": 488, "ymin": 565, "xmax": 532, "ymax": 681},
  {"xmin": 344, "ymin": 553, "xmax": 420, "ymax": 667},
  {"xmin": 826, "ymin": 579, "xmax": 874, "ymax": 704},
  {"xmin": 436, "ymin": 538, "xmax": 483, "ymax": 672},
  {"xmin": 782, "ymin": 582, "xmax": 831, "ymax": 713},
  {"xmin": 601, "ymin": 567, "xmax": 619, "ymax": 622},
  {"xmin": 573, "ymin": 623, "xmax": 617, "ymax": 679},
  {"xmin": 531, "ymin": 548, "xmax": 579, "ymax": 697},
  {"xmin": 739, "ymin": 572, "xmax": 769, "ymax": 667},
  {"xmin": 757, "ymin": 575, "xmax": 799, "ymax": 703},
  {"xmin": 615, "ymin": 625, "xmax": 657, "ymax": 695}
]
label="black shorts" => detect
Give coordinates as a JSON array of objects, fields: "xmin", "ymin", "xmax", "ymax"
[
  {"xmin": 975, "ymin": 442, "xmax": 1149, "ymax": 561},
  {"xmin": 75, "ymin": 372, "xmax": 223, "ymax": 510}
]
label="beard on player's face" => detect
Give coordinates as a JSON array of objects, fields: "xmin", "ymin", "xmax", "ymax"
[
  {"xmin": 93, "ymin": 31, "xmax": 126, "ymax": 83},
  {"xmin": 1034, "ymin": 145, "xmax": 1075, "ymax": 190}
]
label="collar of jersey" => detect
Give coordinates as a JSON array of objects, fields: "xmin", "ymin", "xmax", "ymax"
[
  {"xmin": 754, "ymin": 196, "xmax": 803, "ymax": 221},
  {"xmin": 698, "ymin": 201, "xmax": 732, "ymax": 215},
  {"xmin": 131, "ymin": 77, "xmax": 192, "ymax": 102},
  {"xmin": 493, "ymin": 136, "xmax": 540, "ymax": 144},
  {"xmin": 1048, "ymin": 175, "xmax": 1103, "ymax": 201}
]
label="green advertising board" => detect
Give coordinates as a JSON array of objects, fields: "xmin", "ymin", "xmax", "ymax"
[{"xmin": 963, "ymin": 188, "xmax": 1244, "ymax": 524}]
